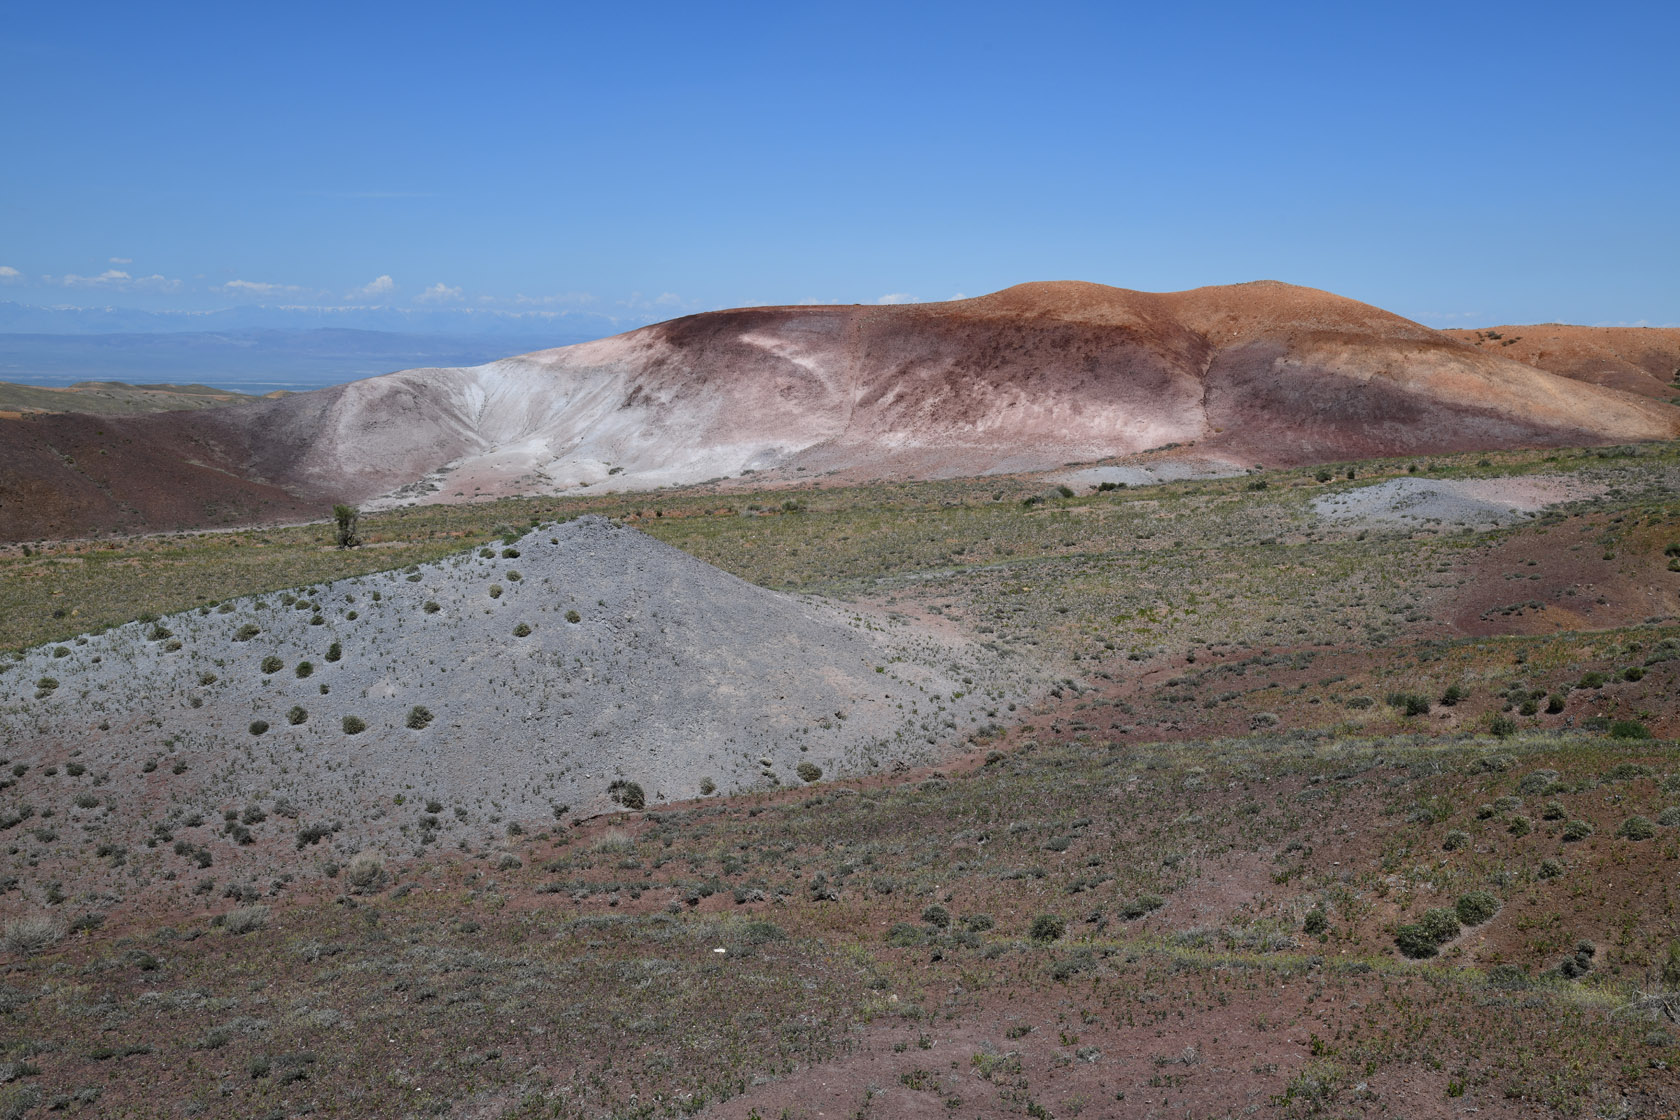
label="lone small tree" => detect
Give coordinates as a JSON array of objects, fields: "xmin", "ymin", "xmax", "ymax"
[{"xmin": 333, "ymin": 504, "xmax": 361, "ymax": 549}]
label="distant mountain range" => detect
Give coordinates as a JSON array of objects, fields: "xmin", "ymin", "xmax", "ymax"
[{"xmin": 0, "ymin": 326, "xmax": 599, "ymax": 393}]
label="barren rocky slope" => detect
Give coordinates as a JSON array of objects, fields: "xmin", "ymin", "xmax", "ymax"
[
  {"xmin": 1443, "ymin": 324, "xmax": 1680, "ymax": 399},
  {"xmin": 0, "ymin": 516, "xmax": 1030, "ymax": 906},
  {"xmin": 4, "ymin": 281, "xmax": 1677, "ymax": 541}
]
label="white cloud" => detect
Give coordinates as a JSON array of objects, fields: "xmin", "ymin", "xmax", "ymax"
[
  {"xmin": 55, "ymin": 269, "xmax": 180, "ymax": 292},
  {"xmin": 876, "ymin": 293, "xmax": 916, "ymax": 305},
  {"xmin": 346, "ymin": 274, "xmax": 395, "ymax": 301},
  {"xmin": 0, "ymin": 265, "xmax": 21, "ymax": 283},
  {"xmin": 109, "ymin": 257, "xmax": 132, "ymax": 265},
  {"xmin": 221, "ymin": 279, "xmax": 304, "ymax": 296},
  {"xmin": 414, "ymin": 282, "xmax": 463, "ymax": 304}
]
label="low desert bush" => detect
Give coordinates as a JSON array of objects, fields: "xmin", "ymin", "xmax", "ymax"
[
  {"xmin": 223, "ymin": 905, "xmax": 270, "ymax": 935},
  {"xmin": 1029, "ymin": 913, "xmax": 1066, "ymax": 942},
  {"xmin": 342, "ymin": 715, "xmax": 366, "ymax": 735},
  {"xmin": 1618, "ymin": 815, "xmax": 1658, "ymax": 841},
  {"xmin": 3, "ymin": 914, "xmax": 61, "ymax": 956},
  {"xmin": 344, "ymin": 851, "xmax": 387, "ymax": 893},
  {"xmin": 1395, "ymin": 907, "xmax": 1460, "ymax": 958},
  {"xmin": 1455, "ymin": 891, "xmax": 1500, "ymax": 925}
]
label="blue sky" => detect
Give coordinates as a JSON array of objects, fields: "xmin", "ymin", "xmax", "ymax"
[{"xmin": 3, "ymin": 0, "xmax": 1677, "ymax": 335}]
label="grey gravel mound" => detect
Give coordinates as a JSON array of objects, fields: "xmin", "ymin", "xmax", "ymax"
[
  {"xmin": 0, "ymin": 517, "xmax": 1033, "ymax": 898},
  {"xmin": 1311, "ymin": 477, "xmax": 1594, "ymax": 530}
]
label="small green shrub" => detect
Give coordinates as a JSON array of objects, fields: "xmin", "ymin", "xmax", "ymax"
[
  {"xmin": 286, "ymin": 706, "xmax": 307, "ymax": 726},
  {"xmin": 233, "ymin": 624, "xmax": 259, "ymax": 642},
  {"xmin": 886, "ymin": 922, "xmax": 925, "ymax": 947},
  {"xmin": 1396, "ymin": 907, "xmax": 1461, "ymax": 958},
  {"xmin": 294, "ymin": 661, "xmax": 313, "ymax": 679},
  {"xmin": 565, "ymin": 609, "xmax": 581, "ymax": 623},
  {"xmin": 260, "ymin": 656, "xmax": 283, "ymax": 674},
  {"xmin": 1386, "ymin": 692, "xmax": 1430, "ymax": 717},
  {"xmin": 342, "ymin": 716, "xmax": 366, "ymax": 735},
  {"xmin": 1610, "ymin": 720, "xmax": 1652, "ymax": 740},
  {"xmin": 608, "ymin": 780, "xmax": 645, "ymax": 811},
  {"xmin": 796, "ymin": 761, "xmax": 822, "ymax": 783},
  {"xmin": 1618, "ymin": 816, "xmax": 1657, "ymax": 841},
  {"xmin": 921, "ymin": 904, "xmax": 951, "ymax": 928},
  {"xmin": 1442, "ymin": 829, "xmax": 1471, "ymax": 851},
  {"xmin": 1302, "ymin": 908, "xmax": 1329, "ymax": 935},
  {"xmin": 512, "ymin": 622, "xmax": 532, "ymax": 637},
  {"xmin": 1561, "ymin": 819, "xmax": 1593, "ymax": 842},
  {"xmin": 1455, "ymin": 891, "xmax": 1500, "ymax": 925},
  {"xmin": 1545, "ymin": 693, "xmax": 1565, "ymax": 713},
  {"xmin": 406, "ymin": 706, "xmax": 433, "ymax": 730},
  {"xmin": 325, "ymin": 642, "xmax": 342, "ymax": 662},
  {"xmin": 1118, "ymin": 894, "xmax": 1166, "ymax": 920},
  {"xmin": 248, "ymin": 720, "xmax": 268, "ymax": 736},
  {"xmin": 1575, "ymin": 671, "xmax": 1607, "ymax": 690},
  {"xmin": 1029, "ymin": 913, "xmax": 1066, "ymax": 942}
]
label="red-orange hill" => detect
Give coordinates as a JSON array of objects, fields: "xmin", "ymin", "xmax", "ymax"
[{"xmin": 1, "ymin": 280, "xmax": 1676, "ymax": 543}]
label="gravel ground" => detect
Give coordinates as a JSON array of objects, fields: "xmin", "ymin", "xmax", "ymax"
[
  {"xmin": 1052, "ymin": 460, "xmax": 1244, "ymax": 491},
  {"xmin": 1311, "ymin": 475, "xmax": 1604, "ymax": 529},
  {"xmin": 0, "ymin": 517, "xmax": 1037, "ymax": 872}
]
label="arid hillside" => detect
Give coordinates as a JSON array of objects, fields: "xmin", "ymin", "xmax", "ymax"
[
  {"xmin": 4, "ymin": 281, "xmax": 1677, "ymax": 542},
  {"xmin": 1442, "ymin": 324, "xmax": 1680, "ymax": 399}
]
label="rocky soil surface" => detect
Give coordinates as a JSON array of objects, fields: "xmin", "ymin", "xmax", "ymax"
[
  {"xmin": 1311, "ymin": 474, "xmax": 1604, "ymax": 530},
  {"xmin": 0, "ymin": 516, "xmax": 1036, "ymax": 906}
]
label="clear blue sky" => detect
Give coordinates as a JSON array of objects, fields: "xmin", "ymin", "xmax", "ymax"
[{"xmin": 3, "ymin": 0, "xmax": 1676, "ymax": 333}]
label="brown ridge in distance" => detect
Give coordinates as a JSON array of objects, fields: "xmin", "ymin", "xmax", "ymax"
[{"xmin": 1, "ymin": 280, "xmax": 1676, "ymax": 543}]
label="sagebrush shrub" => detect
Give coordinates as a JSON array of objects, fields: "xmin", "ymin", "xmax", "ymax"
[
  {"xmin": 223, "ymin": 905, "xmax": 269, "ymax": 935},
  {"xmin": 342, "ymin": 715, "xmax": 366, "ymax": 735},
  {"xmin": 3, "ymin": 914, "xmax": 61, "ymax": 956},
  {"xmin": 344, "ymin": 851, "xmax": 386, "ymax": 893}
]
